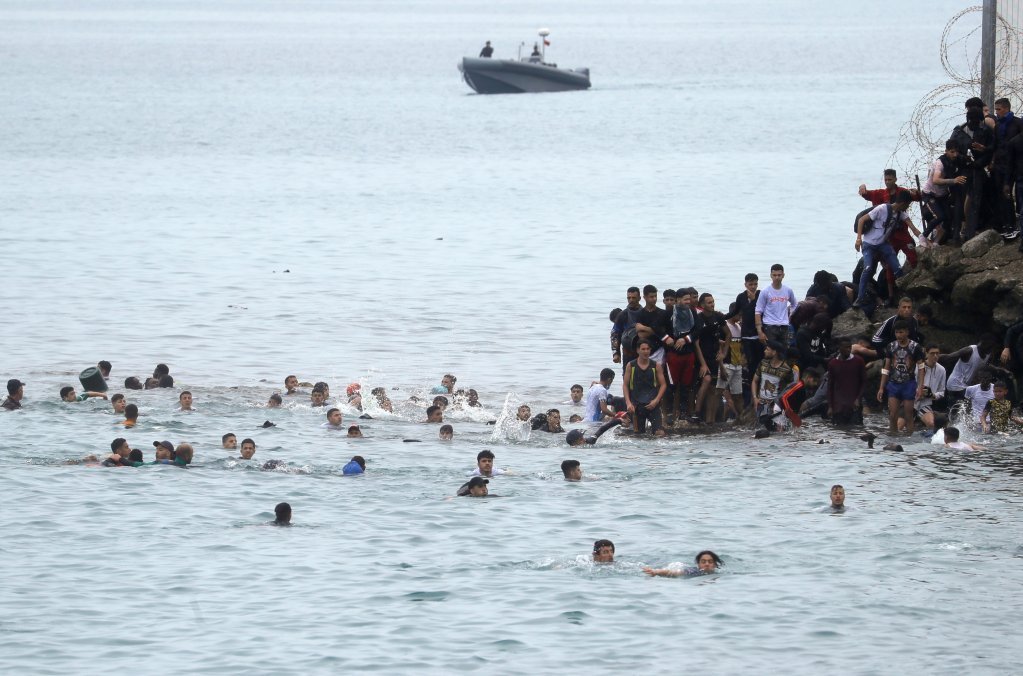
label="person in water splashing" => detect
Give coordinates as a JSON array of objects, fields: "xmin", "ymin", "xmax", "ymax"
[
  {"xmin": 593, "ymin": 539, "xmax": 615, "ymax": 563},
  {"xmin": 456, "ymin": 476, "xmax": 489, "ymax": 497},
  {"xmin": 643, "ymin": 550, "xmax": 722, "ymax": 577}
]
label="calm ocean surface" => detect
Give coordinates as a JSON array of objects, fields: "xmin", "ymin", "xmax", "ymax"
[{"xmin": 2, "ymin": 0, "xmax": 1022, "ymax": 673}]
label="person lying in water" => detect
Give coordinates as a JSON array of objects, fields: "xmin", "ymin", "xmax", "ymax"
[{"xmin": 643, "ymin": 550, "xmax": 722, "ymax": 577}]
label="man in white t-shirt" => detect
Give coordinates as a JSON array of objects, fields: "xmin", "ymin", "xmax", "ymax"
[
  {"xmin": 584, "ymin": 368, "xmax": 616, "ymax": 423},
  {"xmin": 854, "ymin": 189, "xmax": 914, "ymax": 307},
  {"xmin": 964, "ymin": 370, "xmax": 995, "ymax": 425}
]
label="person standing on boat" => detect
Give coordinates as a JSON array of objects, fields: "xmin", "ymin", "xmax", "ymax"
[{"xmin": 479, "ymin": 41, "xmax": 493, "ymax": 58}]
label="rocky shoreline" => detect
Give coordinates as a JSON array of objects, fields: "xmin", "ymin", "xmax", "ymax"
[{"xmin": 833, "ymin": 229, "xmax": 1021, "ymax": 350}]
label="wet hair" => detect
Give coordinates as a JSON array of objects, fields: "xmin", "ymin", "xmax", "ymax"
[
  {"xmin": 111, "ymin": 393, "xmax": 125, "ymax": 404},
  {"xmin": 439, "ymin": 424, "xmax": 453, "ymax": 435},
  {"xmin": 275, "ymin": 502, "xmax": 292, "ymax": 521},
  {"xmin": 222, "ymin": 432, "xmax": 236, "ymax": 443},
  {"xmin": 944, "ymin": 426, "xmax": 960, "ymax": 442},
  {"xmin": 546, "ymin": 408, "xmax": 560, "ymax": 417},
  {"xmin": 60, "ymin": 386, "xmax": 74, "ymax": 399},
  {"xmin": 609, "ymin": 308, "xmax": 622, "ymax": 323},
  {"xmin": 892, "ymin": 319, "xmax": 909, "ymax": 332},
  {"xmin": 626, "ymin": 286, "xmax": 640, "ymax": 295},
  {"xmin": 313, "ymin": 382, "xmax": 328, "ymax": 392},
  {"xmin": 158, "ymin": 374, "xmax": 174, "ymax": 388},
  {"xmin": 347, "ymin": 425, "xmax": 361, "ymax": 434},
  {"xmin": 695, "ymin": 550, "xmax": 723, "ymax": 567},
  {"xmin": 642, "ymin": 284, "xmax": 657, "ymax": 296},
  {"xmin": 426, "ymin": 405, "xmax": 441, "ymax": 418},
  {"xmin": 831, "ymin": 484, "xmax": 844, "ymax": 491},
  {"xmin": 179, "ymin": 390, "xmax": 191, "ymax": 400},
  {"xmin": 128, "ymin": 449, "xmax": 143, "ymax": 463},
  {"xmin": 111, "ymin": 437, "xmax": 128, "ymax": 452},
  {"xmin": 593, "ymin": 539, "xmax": 615, "ymax": 553},
  {"xmin": 561, "ymin": 459, "xmax": 580, "ymax": 477},
  {"xmin": 883, "ymin": 169, "xmax": 897, "ymax": 178},
  {"xmin": 269, "ymin": 393, "xmax": 283, "ymax": 405},
  {"xmin": 241, "ymin": 438, "xmax": 256, "ymax": 448},
  {"xmin": 124, "ymin": 376, "xmax": 143, "ymax": 390},
  {"xmin": 945, "ymin": 139, "xmax": 959, "ymax": 150},
  {"xmin": 154, "ymin": 363, "xmax": 170, "ymax": 378},
  {"xmin": 433, "ymin": 395, "xmax": 449, "ymax": 407},
  {"xmin": 600, "ymin": 368, "xmax": 615, "ymax": 381},
  {"xmin": 530, "ymin": 413, "xmax": 548, "ymax": 430},
  {"xmin": 444, "ymin": 374, "xmax": 456, "ymax": 383},
  {"xmin": 326, "ymin": 407, "xmax": 340, "ymax": 418},
  {"xmin": 477, "ymin": 449, "xmax": 495, "ymax": 461},
  {"xmin": 350, "ymin": 455, "xmax": 366, "ymax": 470},
  {"xmin": 744, "ymin": 272, "xmax": 758, "ymax": 282},
  {"xmin": 770, "ymin": 263, "xmax": 784, "ymax": 273},
  {"xmin": 174, "ymin": 444, "xmax": 194, "ymax": 463},
  {"xmin": 124, "ymin": 404, "xmax": 139, "ymax": 420},
  {"xmin": 98, "ymin": 360, "xmax": 112, "ymax": 374},
  {"xmin": 571, "ymin": 384, "xmax": 584, "ymax": 392}
]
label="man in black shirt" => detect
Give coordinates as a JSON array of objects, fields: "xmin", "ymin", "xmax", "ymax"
[
  {"xmin": 3, "ymin": 378, "xmax": 24, "ymax": 410},
  {"xmin": 734, "ymin": 273, "xmax": 763, "ymax": 394},
  {"xmin": 479, "ymin": 41, "xmax": 494, "ymax": 58}
]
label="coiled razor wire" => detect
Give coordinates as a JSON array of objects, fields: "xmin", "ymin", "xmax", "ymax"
[{"xmin": 891, "ymin": 4, "xmax": 1023, "ymax": 178}]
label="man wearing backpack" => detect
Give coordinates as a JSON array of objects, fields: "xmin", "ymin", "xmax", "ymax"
[
  {"xmin": 858, "ymin": 170, "xmax": 923, "ymax": 295},
  {"xmin": 853, "ymin": 189, "xmax": 914, "ymax": 308}
]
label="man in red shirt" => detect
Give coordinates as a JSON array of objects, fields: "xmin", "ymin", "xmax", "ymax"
[{"xmin": 859, "ymin": 169, "xmax": 922, "ymax": 305}]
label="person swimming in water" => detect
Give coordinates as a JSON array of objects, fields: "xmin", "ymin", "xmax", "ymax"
[
  {"xmin": 60, "ymin": 386, "xmax": 107, "ymax": 402},
  {"xmin": 830, "ymin": 484, "xmax": 845, "ymax": 512},
  {"xmin": 561, "ymin": 459, "xmax": 582, "ymax": 481},
  {"xmin": 456, "ymin": 476, "xmax": 489, "ymax": 497},
  {"xmin": 272, "ymin": 502, "xmax": 292, "ymax": 525},
  {"xmin": 342, "ymin": 456, "xmax": 365, "ymax": 475},
  {"xmin": 346, "ymin": 425, "xmax": 363, "ymax": 438},
  {"xmin": 643, "ymin": 550, "xmax": 723, "ymax": 577},
  {"xmin": 267, "ymin": 392, "xmax": 283, "ymax": 408},
  {"xmin": 425, "ymin": 405, "xmax": 444, "ymax": 423},
  {"xmin": 321, "ymin": 408, "xmax": 344, "ymax": 430},
  {"xmin": 468, "ymin": 449, "xmax": 506, "ymax": 477},
  {"xmin": 593, "ymin": 539, "xmax": 615, "ymax": 563},
  {"xmin": 565, "ymin": 417, "xmax": 623, "ymax": 446},
  {"xmin": 439, "ymin": 424, "xmax": 453, "ymax": 440}
]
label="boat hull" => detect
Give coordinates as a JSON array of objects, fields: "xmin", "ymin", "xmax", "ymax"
[{"xmin": 459, "ymin": 57, "xmax": 590, "ymax": 94}]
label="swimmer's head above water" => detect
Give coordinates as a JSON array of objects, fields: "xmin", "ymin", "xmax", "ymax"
[
  {"xmin": 561, "ymin": 459, "xmax": 582, "ymax": 481},
  {"xmin": 476, "ymin": 449, "xmax": 495, "ymax": 476},
  {"xmin": 274, "ymin": 502, "xmax": 291, "ymax": 525},
  {"xmin": 695, "ymin": 550, "xmax": 722, "ymax": 572},
  {"xmin": 439, "ymin": 424, "xmax": 453, "ymax": 440},
  {"xmin": 240, "ymin": 438, "xmax": 256, "ymax": 459},
  {"xmin": 830, "ymin": 484, "xmax": 845, "ymax": 509},
  {"xmin": 593, "ymin": 539, "xmax": 615, "ymax": 563}
]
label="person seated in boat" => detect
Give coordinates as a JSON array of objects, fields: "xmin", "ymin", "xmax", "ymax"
[{"xmin": 479, "ymin": 41, "xmax": 494, "ymax": 58}]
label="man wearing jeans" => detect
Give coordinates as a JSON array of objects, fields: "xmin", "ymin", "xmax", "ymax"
[{"xmin": 854, "ymin": 190, "xmax": 914, "ymax": 308}]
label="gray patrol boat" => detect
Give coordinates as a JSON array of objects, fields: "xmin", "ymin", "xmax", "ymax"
[{"xmin": 459, "ymin": 29, "xmax": 591, "ymax": 94}]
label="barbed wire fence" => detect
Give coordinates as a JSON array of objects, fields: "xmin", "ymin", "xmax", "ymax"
[{"xmin": 891, "ymin": 2, "xmax": 1023, "ymax": 179}]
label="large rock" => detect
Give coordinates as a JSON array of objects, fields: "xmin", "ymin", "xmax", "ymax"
[
  {"xmin": 832, "ymin": 307, "xmax": 874, "ymax": 340},
  {"xmin": 961, "ymin": 229, "xmax": 1003, "ymax": 258}
]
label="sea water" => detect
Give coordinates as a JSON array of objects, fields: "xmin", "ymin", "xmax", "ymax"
[{"xmin": 2, "ymin": 0, "xmax": 1021, "ymax": 673}]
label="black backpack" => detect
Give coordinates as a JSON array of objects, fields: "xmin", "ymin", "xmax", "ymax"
[{"xmin": 853, "ymin": 203, "xmax": 899, "ymax": 234}]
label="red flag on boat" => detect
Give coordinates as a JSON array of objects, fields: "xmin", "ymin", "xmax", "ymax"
[{"xmin": 543, "ymin": 38, "xmax": 550, "ymax": 46}]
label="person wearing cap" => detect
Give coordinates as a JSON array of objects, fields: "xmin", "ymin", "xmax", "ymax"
[
  {"xmin": 346, "ymin": 383, "xmax": 363, "ymax": 410},
  {"xmin": 592, "ymin": 539, "xmax": 615, "ymax": 563},
  {"xmin": 468, "ymin": 449, "xmax": 506, "ymax": 477},
  {"xmin": 456, "ymin": 476, "xmax": 489, "ymax": 497},
  {"xmin": 321, "ymin": 408, "xmax": 344, "ymax": 430},
  {"xmin": 853, "ymin": 190, "xmax": 914, "ymax": 307},
  {"xmin": 565, "ymin": 417, "xmax": 623, "ymax": 446},
  {"xmin": 346, "ymin": 425, "xmax": 363, "ymax": 438},
  {"xmin": 60, "ymin": 386, "xmax": 108, "ymax": 403},
  {"xmin": 751, "ymin": 340, "xmax": 794, "ymax": 424},
  {"xmin": 342, "ymin": 456, "xmax": 366, "ymax": 475},
  {"xmin": 3, "ymin": 379, "xmax": 25, "ymax": 410},
  {"xmin": 153, "ymin": 440, "xmax": 175, "ymax": 462}
]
